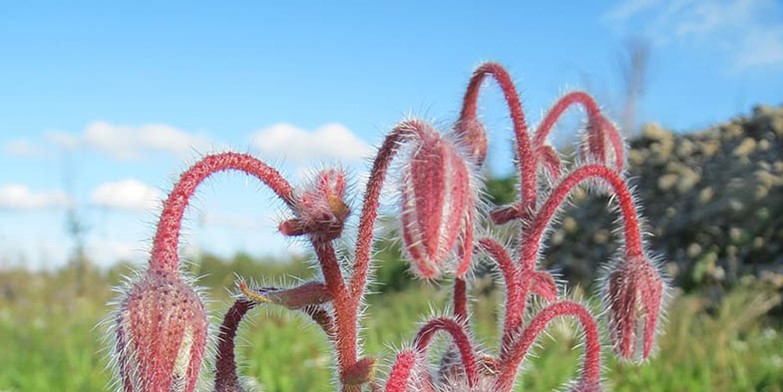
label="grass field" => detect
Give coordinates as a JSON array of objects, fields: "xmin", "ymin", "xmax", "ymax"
[{"xmin": 0, "ymin": 258, "xmax": 781, "ymax": 392}]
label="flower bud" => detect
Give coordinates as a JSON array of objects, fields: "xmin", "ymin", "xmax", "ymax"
[
  {"xmin": 453, "ymin": 116, "xmax": 488, "ymax": 166},
  {"xmin": 280, "ymin": 168, "xmax": 350, "ymax": 242},
  {"xmin": 115, "ymin": 269, "xmax": 208, "ymax": 392},
  {"xmin": 578, "ymin": 115, "xmax": 625, "ymax": 173},
  {"xmin": 604, "ymin": 254, "xmax": 665, "ymax": 362},
  {"xmin": 400, "ymin": 127, "xmax": 475, "ymax": 279}
]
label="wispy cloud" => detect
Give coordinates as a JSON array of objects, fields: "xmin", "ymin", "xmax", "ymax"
[
  {"xmin": 605, "ymin": 0, "xmax": 783, "ymax": 71},
  {"xmin": 83, "ymin": 121, "xmax": 213, "ymax": 160},
  {"xmin": 2, "ymin": 140, "xmax": 44, "ymax": 157},
  {"xmin": 90, "ymin": 179, "xmax": 163, "ymax": 211},
  {"xmin": 25, "ymin": 122, "xmax": 214, "ymax": 160},
  {"xmin": 250, "ymin": 123, "xmax": 373, "ymax": 163},
  {"xmin": 0, "ymin": 184, "xmax": 71, "ymax": 209}
]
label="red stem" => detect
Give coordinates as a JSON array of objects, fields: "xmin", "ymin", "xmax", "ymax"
[
  {"xmin": 497, "ymin": 301, "xmax": 602, "ymax": 391},
  {"xmin": 214, "ymin": 299, "xmax": 255, "ymax": 392},
  {"xmin": 350, "ymin": 120, "xmax": 427, "ymax": 299},
  {"xmin": 385, "ymin": 350, "xmax": 418, "ymax": 392},
  {"xmin": 477, "ymin": 237, "xmax": 523, "ymax": 354},
  {"xmin": 151, "ymin": 152, "xmax": 294, "ymax": 272},
  {"xmin": 520, "ymin": 164, "xmax": 644, "ymax": 269},
  {"xmin": 312, "ymin": 240, "xmax": 357, "ymax": 390},
  {"xmin": 460, "ymin": 62, "xmax": 537, "ymax": 218},
  {"xmin": 413, "ymin": 318, "xmax": 479, "ymax": 387},
  {"xmin": 453, "ymin": 278, "xmax": 468, "ymax": 321},
  {"xmin": 533, "ymin": 91, "xmax": 624, "ymax": 171}
]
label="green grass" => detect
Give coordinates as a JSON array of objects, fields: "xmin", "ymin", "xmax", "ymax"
[{"xmin": 0, "ymin": 261, "xmax": 781, "ymax": 391}]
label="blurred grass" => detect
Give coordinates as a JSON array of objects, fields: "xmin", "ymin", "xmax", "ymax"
[{"xmin": 0, "ymin": 257, "xmax": 781, "ymax": 391}]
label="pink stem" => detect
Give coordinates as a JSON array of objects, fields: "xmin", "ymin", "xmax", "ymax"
[
  {"xmin": 533, "ymin": 91, "xmax": 624, "ymax": 171},
  {"xmin": 520, "ymin": 164, "xmax": 644, "ymax": 270},
  {"xmin": 312, "ymin": 240, "xmax": 358, "ymax": 391},
  {"xmin": 460, "ymin": 62, "xmax": 537, "ymax": 219},
  {"xmin": 151, "ymin": 152, "xmax": 294, "ymax": 272},
  {"xmin": 477, "ymin": 237, "xmax": 522, "ymax": 354},
  {"xmin": 453, "ymin": 278, "xmax": 468, "ymax": 321},
  {"xmin": 385, "ymin": 350, "xmax": 418, "ymax": 392},
  {"xmin": 214, "ymin": 299, "xmax": 255, "ymax": 392},
  {"xmin": 350, "ymin": 120, "xmax": 427, "ymax": 299},
  {"xmin": 413, "ymin": 318, "xmax": 479, "ymax": 387},
  {"xmin": 497, "ymin": 301, "xmax": 602, "ymax": 391}
]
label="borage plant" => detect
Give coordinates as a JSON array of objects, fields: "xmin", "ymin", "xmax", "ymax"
[{"xmin": 109, "ymin": 62, "xmax": 667, "ymax": 392}]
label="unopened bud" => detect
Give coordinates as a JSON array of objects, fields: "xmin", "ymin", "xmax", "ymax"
[
  {"xmin": 400, "ymin": 126, "xmax": 475, "ymax": 279},
  {"xmin": 115, "ymin": 269, "xmax": 208, "ymax": 392}
]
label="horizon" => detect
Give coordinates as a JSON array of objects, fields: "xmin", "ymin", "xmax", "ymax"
[{"xmin": 1, "ymin": 0, "xmax": 782, "ymax": 270}]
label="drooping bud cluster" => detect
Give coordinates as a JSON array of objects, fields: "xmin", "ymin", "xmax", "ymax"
[
  {"xmin": 280, "ymin": 168, "xmax": 350, "ymax": 242},
  {"xmin": 399, "ymin": 123, "xmax": 476, "ymax": 279},
  {"xmin": 106, "ymin": 63, "xmax": 667, "ymax": 392}
]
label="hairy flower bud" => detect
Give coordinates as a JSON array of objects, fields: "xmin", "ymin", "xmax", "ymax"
[
  {"xmin": 115, "ymin": 269, "xmax": 208, "ymax": 392},
  {"xmin": 453, "ymin": 116, "xmax": 488, "ymax": 166},
  {"xmin": 400, "ymin": 126, "xmax": 475, "ymax": 279},
  {"xmin": 280, "ymin": 168, "xmax": 350, "ymax": 242},
  {"xmin": 604, "ymin": 254, "xmax": 665, "ymax": 362},
  {"xmin": 578, "ymin": 115, "xmax": 625, "ymax": 173}
]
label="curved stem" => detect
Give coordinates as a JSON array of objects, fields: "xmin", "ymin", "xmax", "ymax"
[
  {"xmin": 385, "ymin": 350, "xmax": 418, "ymax": 392},
  {"xmin": 151, "ymin": 152, "xmax": 294, "ymax": 272},
  {"xmin": 413, "ymin": 318, "xmax": 479, "ymax": 387},
  {"xmin": 350, "ymin": 120, "xmax": 427, "ymax": 299},
  {"xmin": 460, "ymin": 62, "xmax": 537, "ymax": 219},
  {"xmin": 497, "ymin": 301, "xmax": 602, "ymax": 391},
  {"xmin": 533, "ymin": 91, "xmax": 624, "ymax": 171},
  {"xmin": 477, "ymin": 237, "xmax": 522, "ymax": 353},
  {"xmin": 214, "ymin": 299, "xmax": 256, "ymax": 392},
  {"xmin": 520, "ymin": 164, "xmax": 644, "ymax": 269}
]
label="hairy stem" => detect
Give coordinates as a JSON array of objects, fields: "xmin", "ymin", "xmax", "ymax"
[
  {"xmin": 385, "ymin": 350, "xmax": 418, "ymax": 392},
  {"xmin": 151, "ymin": 152, "xmax": 294, "ymax": 272},
  {"xmin": 351, "ymin": 120, "xmax": 427, "ymax": 299},
  {"xmin": 497, "ymin": 301, "xmax": 602, "ymax": 391},
  {"xmin": 533, "ymin": 91, "xmax": 624, "ymax": 171},
  {"xmin": 413, "ymin": 318, "xmax": 479, "ymax": 387},
  {"xmin": 477, "ymin": 237, "xmax": 523, "ymax": 355},
  {"xmin": 214, "ymin": 299, "xmax": 256, "ymax": 392},
  {"xmin": 460, "ymin": 62, "xmax": 537, "ymax": 219},
  {"xmin": 453, "ymin": 278, "xmax": 468, "ymax": 321},
  {"xmin": 520, "ymin": 164, "xmax": 644, "ymax": 269}
]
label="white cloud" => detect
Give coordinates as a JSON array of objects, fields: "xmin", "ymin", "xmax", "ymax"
[
  {"xmin": 83, "ymin": 121, "xmax": 212, "ymax": 160},
  {"xmin": 91, "ymin": 179, "xmax": 163, "ymax": 211},
  {"xmin": 604, "ymin": 0, "xmax": 661, "ymax": 21},
  {"xmin": 0, "ymin": 184, "xmax": 71, "ymax": 209},
  {"xmin": 605, "ymin": 0, "xmax": 783, "ymax": 70},
  {"xmin": 44, "ymin": 130, "xmax": 80, "ymax": 150},
  {"xmin": 2, "ymin": 140, "xmax": 43, "ymax": 157},
  {"xmin": 250, "ymin": 123, "xmax": 373, "ymax": 162}
]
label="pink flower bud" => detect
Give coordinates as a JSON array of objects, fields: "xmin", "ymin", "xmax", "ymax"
[
  {"xmin": 400, "ymin": 126, "xmax": 475, "ymax": 279},
  {"xmin": 604, "ymin": 254, "xmax": 665, "ymax": 362},
  {"xmin": 280, "ymin": 168, "xmax": 350, "ymax": 242},
  {"xmin": 453, "ymin": 116, "xmax": 488, "ymax": 166},
  {"xmin": 115, "ymin": 269, "xmax": 208, "ymax": 392},
  {"xmin": 578, "ymin": 115, "xmax": 625, "ymax": 173}
]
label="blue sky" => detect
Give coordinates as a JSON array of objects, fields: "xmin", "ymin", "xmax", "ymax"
[{"xmin": 1, "ymin": 0, "xmax": 782, "ymax": 269}]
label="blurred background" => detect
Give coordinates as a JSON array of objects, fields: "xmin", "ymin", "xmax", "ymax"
[{"xmin": 1, "ymin": 1, "xmax": 781, "ymax": 391}]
